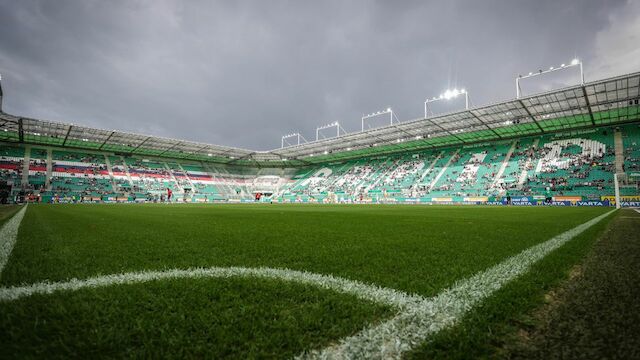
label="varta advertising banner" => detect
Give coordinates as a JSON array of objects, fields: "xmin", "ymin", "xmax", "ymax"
[{"xmin": 601, "ymin": 195, "xmax": 640, "ymax": 207}]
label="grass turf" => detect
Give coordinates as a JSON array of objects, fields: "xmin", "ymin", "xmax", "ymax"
[
  {"xmin": 0, "ymin": 277, "xmax": 391, "ymax": 359},
  {"xmin": 0, "ymin": 204, "xmax": 615, "ymax": 357},
  {"xmin": 0, "ymin": 205, "xmax": 20, "ymax": 228},
  {"xmin": 503, "ymin": 209, "xmax": 640, "ymax": 359},
  {"xmin": 406, "ymin": 208, "xmax": 618, "ymax": 359}
]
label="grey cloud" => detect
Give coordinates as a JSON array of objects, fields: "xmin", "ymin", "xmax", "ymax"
[{"xmin": 0, "ymin": 0, "xmax": 635, "ymax": 151}]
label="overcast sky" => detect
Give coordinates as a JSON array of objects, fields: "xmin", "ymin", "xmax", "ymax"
[{"xmin": 1, "ymin": 0, "xmax": 639, "ymax": 151}]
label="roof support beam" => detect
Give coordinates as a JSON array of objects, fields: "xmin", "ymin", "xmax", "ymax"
[
  {"xmin": 158, "ymin": 141, "xmax": 182, "ymax": 156},
  {"xmin": 468, "ymin": 111, "xmax": 502, "ymax": 139},
  {"xmin": 196, "ymin": 145, "xmax": 211, "ymax": 154},
  {"xmin": 227, "ymin": 151, "xmax": 255, "ymax": 165},
  {"xmin": 269, "ymin": 150, "xmax": 313, "ymax": 166},
  {"xmin": 582, "ymin": 86, "xmax": 596, "ymax": 125},
  {"xmin": 517, "ymin": 99, "xmax": 545, "ymax": 133},
  {"xmin": 98, "ymin": 131, "xmax": 116, "ymax": 150},
  {"xmin": 62, "ymin": 125, "xmax": 73, "ymax": 146},
  {"xmin": 18, "ymin": 118, "xmax": 23, "ymax": 143},
  {"xmin": 132, "ymin": 136, "xmax": 152, "ymax": 153},
  {"xmin": 424, "ymin": 118, "xmax": 466, "ymax": 144}
]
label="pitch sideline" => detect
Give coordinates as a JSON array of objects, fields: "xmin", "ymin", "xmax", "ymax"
[
  {"xmin": 0, "ymin": 208, "xmax": 615, "ymax": 359},
  {"xmin": 0, "ymin": 205, "xmax": 28, "ymax": 278}
]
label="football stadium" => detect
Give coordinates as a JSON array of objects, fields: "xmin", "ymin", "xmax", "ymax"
[{"xmin": 1, "ymin": 2, "xmax": 640, "ymax": 359}]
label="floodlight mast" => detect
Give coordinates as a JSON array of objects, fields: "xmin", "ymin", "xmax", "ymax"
[
  {"xmin": 516, "ymin": 58, "xmax": 584, "ymax": 99},
  {"xmin": 361, "ymin": 108, "xmax": 394, "ymax": 131},
  {"xmin": 424, "ymin": 89, "xmax": 469, "ymax": 118},
  {"xmin": 0, "ymin": 73, "xmax": 3, "ymax": 112},
  {"xmin": 315, "ymin": 122, "xmax": 346, "ymax": 141},
  {"xmin": 280, "ymin": 132, "xmax": 307, "ymax": 148}
]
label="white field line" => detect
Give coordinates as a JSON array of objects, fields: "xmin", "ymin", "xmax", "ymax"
[
  {"xmin": 0, "ymin": 208, "xmax": 615, "ymax": 359},
  {"xmin": 301, "ymin": 209, "xmax": 615, "ymax": 359},
  {"xmin": 0, "ymin": 205, "xmax": 28, "ymax": 278},
  {"xmin": 0, "ymin": 266, "xmax": 425, "ymax": 307}
]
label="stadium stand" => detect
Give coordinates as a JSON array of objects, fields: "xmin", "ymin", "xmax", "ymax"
[
  {"xmin": 0, "ymin": 144, "xmax": 24, "ymax": 194},
  {"xmin": 0, "ymin": 71, "xmax": 638, "ymax": 205},
  {"xmin": 0, "ymin": 123, "xmax": 637, "ymax": 204},
  {"xmin": 275, "ymin": 124, "xmax": 638, "ymax": 203}
]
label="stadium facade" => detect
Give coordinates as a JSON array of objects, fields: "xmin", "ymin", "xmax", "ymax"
[{"xmin": 0, "ymin": 71, "xmax": 638, "ymax": 205}]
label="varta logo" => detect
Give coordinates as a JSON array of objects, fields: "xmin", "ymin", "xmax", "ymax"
[{"xmin": 577, "ymin": 201, "xmax": 604, "ymax": 206}]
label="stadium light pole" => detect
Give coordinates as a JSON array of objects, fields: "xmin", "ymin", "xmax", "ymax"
[
  {"xmin": 0, "ymin": 73, "xmax": 3, "ymax": 112},
  {"xmin": 424, "ymin": 89, "xmax": 468, "ymax": 118},
  {"xmin": 361, "ymin": 108, "xmax": 395, "ymax": 131},
  {"xmin": 281, "ymin": 132, "xmax": 307, "ymax": 148},
  {"xmin": 315, "ymin": 122, "xmax": 346, "ymax": 141},
  {"xmin": 516, "ymin": 58, "xmax": 584, "ymax": 99}
]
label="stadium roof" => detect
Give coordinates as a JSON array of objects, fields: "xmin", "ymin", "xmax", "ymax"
[{"xmin": 1, "ymin": 71, "xmax": 639, "ymax": 167}]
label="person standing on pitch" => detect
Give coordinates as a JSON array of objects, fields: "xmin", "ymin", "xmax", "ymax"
[{"xmin": 167, "ymin": 188, "xmax": 173, "ymax": 203}]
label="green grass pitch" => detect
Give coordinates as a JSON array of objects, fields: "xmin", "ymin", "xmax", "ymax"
[{"xmin": 0, "ymin": 204, "xmax": 615, "ymax": 358}]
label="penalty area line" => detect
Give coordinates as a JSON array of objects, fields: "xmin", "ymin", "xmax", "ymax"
[{"xmin": 0, "ymin": 205, "xmax": 28, "ymax": 278}]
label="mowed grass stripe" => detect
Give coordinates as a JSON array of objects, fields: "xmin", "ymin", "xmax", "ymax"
[
  {"xmin": 0, "ymin": 205, "xmax": 610, "ymax": 299},
  {"xmin": 0, "ymin": 276, "xmax": 392, "ymax": 359},
  {"xmin": 302, "ymin": 210, "xmax": 616, "ymax": 359},
  {"xmin": 0, "ymin": 205, "xmax": 27, "ymax": 277}
]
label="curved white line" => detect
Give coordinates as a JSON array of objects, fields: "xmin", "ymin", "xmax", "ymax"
[{"xmin": 0, "ymin": 266, "xmax": 425, "ymax": 307}]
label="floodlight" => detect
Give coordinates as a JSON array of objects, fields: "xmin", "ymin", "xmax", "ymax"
[
  {"xmin": 516, "ymin": 57, "xmax": 584, "ymax": 98},
  {"xmin": 425, "ymin": 87, "xmax": 470, "ymax": 117},
  {"xmin": 362, "ymin": 107, "xmax": 394, "ymax": 131}
]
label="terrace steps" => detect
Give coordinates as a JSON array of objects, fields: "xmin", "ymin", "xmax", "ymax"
[
  {"xmin": 21, "ymin": 145, "xmax": 30, "ymax": 185},
  {"xmin": 163, "ymin": 162, "xmax": 183, "ymax": 194},
  {"xmin": 615, "ymin": 129, "xmax": 624, "ymax": 173},
  {"xmin": 428, "ymin": 149, "xmax": 460, "ymax": 191},
  {"xmin": 103, "ymin": 155, "xmax": 118, "ymax": 191},
  {"xmin": 517, "ymin": 139, "xmax": 539, "ymax": 189},
  {"xmin": 45, "ymin": 148, "xmax": 52, "ymax": 190},
  {"xmin": 492, "ymin": 141, "xmax": 517, "ymax": 187},
  {"xmin": 419, "ymin": 151, "xmax": 443, "ymax": 183},
  {"xmin": 119, "ymin": 156, "xmax": 134, "ymax": 185},
  {"xmin": 177, "ymin": 163, "xmax": 197, "ymax": 191}
]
